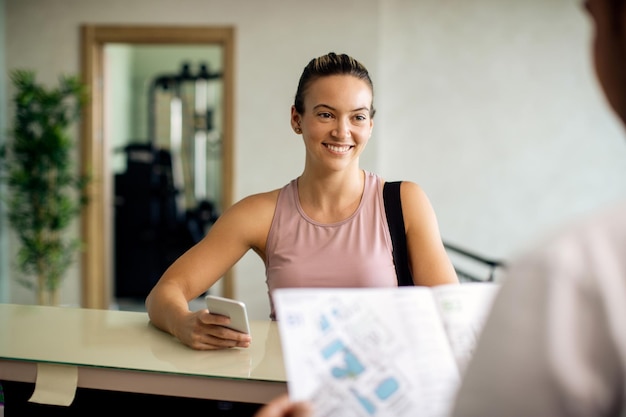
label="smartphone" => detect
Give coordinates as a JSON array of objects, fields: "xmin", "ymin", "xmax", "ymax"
[{"xmin": 204, "ymin": 295, "xmax": 251, "ymax": 334}]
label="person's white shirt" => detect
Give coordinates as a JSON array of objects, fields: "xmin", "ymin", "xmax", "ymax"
[{"xmin": 450, "ymin": 199, "xmax": 626, "ymax": 417}]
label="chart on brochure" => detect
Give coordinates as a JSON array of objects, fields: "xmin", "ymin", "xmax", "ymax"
[{"xmin": 274, "ymin": 285, "xmax": 498, "ymax": 417}]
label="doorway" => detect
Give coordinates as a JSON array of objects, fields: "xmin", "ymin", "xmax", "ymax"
[{"xmin": 80, "ymin": 25, "xmax": 235, "ymax": 309}]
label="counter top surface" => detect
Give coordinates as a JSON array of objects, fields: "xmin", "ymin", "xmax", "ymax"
[{"xmin": 0, "ymin": 303, "xmax": 286, "ymax": 383}]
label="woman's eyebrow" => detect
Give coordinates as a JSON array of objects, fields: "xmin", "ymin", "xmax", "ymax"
[
  {"xmin": 313, "ymin": 104, "xmax": 335, "ymax": 111},
  {"xmin": 313, "ymin": 104, "xmax": 369, "ymax": 112}
]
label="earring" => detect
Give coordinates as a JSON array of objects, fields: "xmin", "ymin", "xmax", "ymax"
[{"xmin": 295, "ymin": 127, "xmax": 302, "ymax": 134}]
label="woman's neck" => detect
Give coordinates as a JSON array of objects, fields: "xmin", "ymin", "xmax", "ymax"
[{"xmin": 296, "ymin": 169, "xmax": 365, "ymax": 223}]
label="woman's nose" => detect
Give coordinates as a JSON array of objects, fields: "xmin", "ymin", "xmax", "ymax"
[{"xmin": 332, "ymin": 119, "xmax": 351, "ymax": 138}]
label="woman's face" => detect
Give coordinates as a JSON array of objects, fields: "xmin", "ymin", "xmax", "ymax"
[{"xmin": 292, "ymin": 75, "xmax": 374, "ymax": 172}]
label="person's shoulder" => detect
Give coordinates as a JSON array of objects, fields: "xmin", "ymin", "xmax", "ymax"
[
  {"xmin": 218, "ymin": 188, "xmax": 282, "ymax": 234},
  {"xmin": 397, "ymin": 180, "xmax": 423, "ymax": 191},
  {"xmin": 377, "ymin": 176, "xmax": 426, "ymax": 195},
  {"xmin": 579, "ymin": 199, "xmax": 626, "ymax": 230},
  {"xmin": 392, "ymin": 180, "xmax": 429, "ymax": 205},
  {"xmin": 233, "ymin": 188, "xmax": 282, "ymax": 211},
  {"xmin": 507, "ymin": 199, "xmax": 626, "ymax": 286},
  {"xmin": 226, "ymin": 180, "xmax": 295, "ymax": 217},
  {"xmin": 527, "ymin": 199, "xmax": 626, "ymax": 252}
]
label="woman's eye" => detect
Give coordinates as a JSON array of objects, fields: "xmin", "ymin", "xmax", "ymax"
[
  {"xmin": 318, "ymin": 112, "xmax": 332, "ymax": 119},
  {"xmin": 354, "ymin": 114, "xmax": 367, "ymax": 122}
]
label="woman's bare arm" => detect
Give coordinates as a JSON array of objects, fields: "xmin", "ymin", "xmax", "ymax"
[
  {"xmin": 145, "ymin": 190, "xmax": 279, "ymax": 349},
  {"xmin": 400, "ymin": 181, "xmax": 459, "ymax": 286}
]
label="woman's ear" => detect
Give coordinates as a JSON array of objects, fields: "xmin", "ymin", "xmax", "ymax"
[{"xmin": 290, "ymin": 106, "xmax": 302, "ymax": 133}]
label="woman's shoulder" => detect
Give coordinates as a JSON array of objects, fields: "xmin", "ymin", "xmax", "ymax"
[
  {"xmin": 377, "ymin": 175, "xmax": 422, "ymax": 191},
  {"xmin": 375, "ymin": 176, "xmax": 429, "ymax": 207},
  {"xmin": 217, "ymin": 188, "xmax": 283, "ymax": 240},
  {"xmin": 386, "ymin": 179, "xmax": 428, "ymax": 203},
  {"xmin": 232, "ymin": 188, "xmax": 282, "ymax": 213}
]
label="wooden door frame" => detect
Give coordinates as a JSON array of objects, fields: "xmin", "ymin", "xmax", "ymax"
[{"xmin": 80, "ymin": 25, "xmax": 235, "ymax": 309}]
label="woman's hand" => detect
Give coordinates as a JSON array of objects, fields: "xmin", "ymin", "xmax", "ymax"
[
  {"xmin": 175, "ymin": 309, "xmax": 251, "ymax": 350},
  {"xmin": 254, "ymin": 394, "xmax": 313, "ymax": 417}
]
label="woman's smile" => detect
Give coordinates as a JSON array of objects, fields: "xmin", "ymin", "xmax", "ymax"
[{"xmin": 324, "ymin": 143, "xmax": 354, "ymax": 154}]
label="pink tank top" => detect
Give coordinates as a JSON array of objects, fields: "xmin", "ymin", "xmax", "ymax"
[{"xmin": 265, "ymin": 171, "xmax": 397, "ymax": 319}]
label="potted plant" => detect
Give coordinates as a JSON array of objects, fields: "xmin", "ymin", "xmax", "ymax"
[{"xmin": 0, "ymin": 69, "xmax": 90, "ymax": 306}]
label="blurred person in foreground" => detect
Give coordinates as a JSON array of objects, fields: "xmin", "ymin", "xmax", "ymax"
[{"xmin": 450, "ymin": 0, "xmax": 626, "ymax": 415}]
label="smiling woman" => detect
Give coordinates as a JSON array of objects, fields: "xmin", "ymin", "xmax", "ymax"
[{"xmin": 144, "ymin": 52, "xmax": 459, "ymax": 351}]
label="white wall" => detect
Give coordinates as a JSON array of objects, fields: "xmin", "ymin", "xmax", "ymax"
[
  {"xmin": 3, "ymin": 0, "xmax": 626, "ymax": 320},
  {"xmin": 378, "ymin": 0, "xmax": 626, "ymax": 261}
]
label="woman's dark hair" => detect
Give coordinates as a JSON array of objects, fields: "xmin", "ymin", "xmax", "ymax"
[{"xmin": 293, "ymin": 52, "xmax": 376, "ymax": 118}]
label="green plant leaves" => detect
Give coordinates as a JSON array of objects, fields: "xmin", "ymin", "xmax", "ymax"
[{"xmin": 0, "ymin": 69, "xmax": 90, "ymax": 299}]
